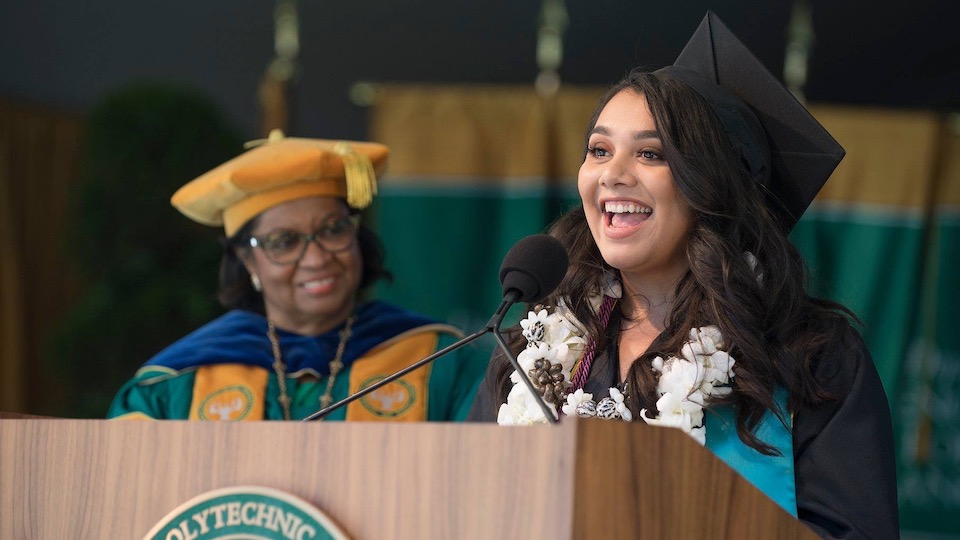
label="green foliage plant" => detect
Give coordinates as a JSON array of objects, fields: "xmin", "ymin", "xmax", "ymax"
[{"xmin": 51, "ymin": 82, "xmax": 244, "ymax": 417}]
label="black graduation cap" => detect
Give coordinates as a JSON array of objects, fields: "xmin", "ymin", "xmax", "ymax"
[{"xmin": 656, "ymin": 12, "xmax": 845, "ymax": 231}]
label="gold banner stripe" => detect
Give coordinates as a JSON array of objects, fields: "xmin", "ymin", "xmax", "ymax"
[
  {"xmin": 372, "ymin": 85, "xmax": 957, "ymax": 210},
  {"xmin": 372, "ymin": 84, "xmax": 605, "ymax": 179},
  {"xmin": 810, "ymin": 105, "xmax": 942, "ymax": 209},
  {"xmin": 381, "ymin": 173, "xmax": 553, "ymax": 187},
  {"xmin": 935, "ymin": 125, "xmax": 960, "ymax": 206}
]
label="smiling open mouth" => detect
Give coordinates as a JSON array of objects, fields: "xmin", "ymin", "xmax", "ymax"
[
  {"xmin": 301, "ymin": 277, "xmax": 336, "ymax": 293},
  {"xmin": 604, "ymin": 201, "xmax": 652, "ymax": 228}
]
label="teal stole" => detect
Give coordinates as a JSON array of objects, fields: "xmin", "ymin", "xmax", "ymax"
[{"xmin": 704, "ymin": 388, "xmax": 796, "ymax": 516}]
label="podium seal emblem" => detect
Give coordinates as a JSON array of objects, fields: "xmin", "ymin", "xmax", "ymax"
[{"xmin": 144, "ymin": 485, "xmax": 349, "ymax": 540}]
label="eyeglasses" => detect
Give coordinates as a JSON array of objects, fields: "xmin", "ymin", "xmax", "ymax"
[{"xmin": 248, "ymin": 214, "xmax": 360, "ymax": 265}]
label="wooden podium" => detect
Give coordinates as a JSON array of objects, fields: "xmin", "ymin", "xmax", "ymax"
[{"xmin": 0, "ymin": 414, "xmax": 815, "ymax": 539}]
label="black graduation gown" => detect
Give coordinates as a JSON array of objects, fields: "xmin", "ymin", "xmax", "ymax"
[{"xmin": 467, "ymin": 317, "xmax": 899, "ymax": 539}]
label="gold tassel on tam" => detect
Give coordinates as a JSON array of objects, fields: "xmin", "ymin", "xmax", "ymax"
[{"xmin": 335, "ymin": 141, "xmax": 377, "ymax": 209}]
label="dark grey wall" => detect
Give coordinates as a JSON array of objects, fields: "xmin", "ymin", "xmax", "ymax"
[{"xmin": 2, "ymin": 1, "xmax": 957, "ymax": 139}]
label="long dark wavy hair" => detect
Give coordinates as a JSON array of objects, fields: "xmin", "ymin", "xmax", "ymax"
[
  {"xmin": 495, "ymin": 68, "xmax": 855, "ymax": 454},
  {"xmin": 217, "ymin": 202, "xmax": 392, "ymax": 315}
]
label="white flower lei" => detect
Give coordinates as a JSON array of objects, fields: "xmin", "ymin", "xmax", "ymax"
[{"xmin": 497, "ymin": 276, "xmax": 737, "ymax": 446}]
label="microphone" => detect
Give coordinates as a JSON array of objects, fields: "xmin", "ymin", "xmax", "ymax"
[
  {"xmin": 302, "ymin": 234, "xmax": 569, "ymax": 423},
  {"xmin": 488, "ymin": 233, "xmax": 568, "ymax": 329}
]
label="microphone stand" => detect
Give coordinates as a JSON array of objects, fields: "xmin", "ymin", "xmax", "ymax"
[
  {"xmin": 486, "ymin": 291, "xmax": 559, "ymax": 424},
  {"xmin": 302, "ymin": 289, "xmax": 559, "ymax": 424}
]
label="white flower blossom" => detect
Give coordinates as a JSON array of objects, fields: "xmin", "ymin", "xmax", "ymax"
[
  {"xmin": 520, "ymin": 309, "xmax": 550, "ymax": 345},
  {"xmin": 651, "ymin": 355, "xmax": 665, "ymax": 372},
  {"xmin": 689, "ymin": 325, "xmax": 725, "ymax": 351},
  {"xmin": 561, "ymin": 388, "xmax": 594, "ymax": 416},
  {"xmin": 517, "ymin": 341, "xmax": 551, "ymax": 366},
  {"xmin": 553, "ymin": 299, "xmax": 587, "ymax": 334},
  {"xmin": 609, "ymin": 387, "xmax": 632, "ymax": 421},
  {"xmin": 637, "ymin": 326, "xmax": 737, "ymax": 445},
  {"xmin": 704, "ymin": 350, "xmax": 735, "ymax": 385},
  {"xmin": 498, "ymin": 381, "xmax": 555, "ymax": 425}
]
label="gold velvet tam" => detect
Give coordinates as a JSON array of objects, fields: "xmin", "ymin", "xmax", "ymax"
[{"xmin": 171, "ymin": 129, "xmax": 389, "ymax": 237}]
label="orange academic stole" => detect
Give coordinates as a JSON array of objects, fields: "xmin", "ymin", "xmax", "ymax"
[
  {"xmin": 345, "ymin": 330, "xmax": 439, "ymax": 421},
  {"xmin": 189, "ymin": 364, "xmax": 268, "ymax": 421}
]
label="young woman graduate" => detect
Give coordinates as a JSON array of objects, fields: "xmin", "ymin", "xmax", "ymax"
[{"xmin": 468, "ymin": 13, "xmax": 899, "ymax": 539}]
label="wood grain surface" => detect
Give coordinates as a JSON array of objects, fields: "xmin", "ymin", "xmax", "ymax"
[{"xmin": 0, "ymin": 417, "xmax": 814, "ymax": 539}]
